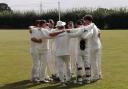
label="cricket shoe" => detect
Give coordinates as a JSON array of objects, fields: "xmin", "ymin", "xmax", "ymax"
[
  {"xmin": 99, "ymin": 75, "xmax": 103, "ymax": 80},
  {"xmin": 90, "ymin": 78, "xmax": 100, "ymax": 83},
  {"xmin": 31, "ymin": 78, "xmax": 40, "ymax": 84},
  {"xmin": 83, "ymin": 79, "xmax": 91, "ymax": 84},
  {"xmin": 61, "ymin": 82, "xmax": 68, "ymax": 87},
  {"xmin": 45, "ymin": 77, "xmax": 53, "ymax": 82},
  {"xmin": 77, "ymin": 78, "xmax": 83, "ymax": 85},
  {"xmin": 51, "ymin": 74, "xmax": 60, "ymax": 81},
  {"xmin": 40, "ymin": 79, "xmax": 50, "ymax": 83}
]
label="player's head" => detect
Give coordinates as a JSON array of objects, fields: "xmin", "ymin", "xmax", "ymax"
[
  {"xmin": 40, "ymin": 20, "xmax": 47, "ymax": 28},
  {"xmin": 76, "ymin": 19, "xmax": 83, "ymax": 28},
  {"xmin": 56, "ymin": 21, "xmax": 66, "ymax": 30},
  {"xmin": 35, "ymin": 20, "xmax": 41, "ymax": 27},
  {"xmin": 48, "ymin": 19, "xmax": 55, "ymax": 28},
  {"xmin": 83, "ymin": 15, "xmax": 93, "ymax": 25},
  {"xmin": 67, "ymin": 21, "xmax": 74, "ymax": 29}
]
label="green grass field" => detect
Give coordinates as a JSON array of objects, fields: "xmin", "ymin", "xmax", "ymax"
[{"xmin": 0, "ymin": 30, "xmax": 128, "ymax": 89}]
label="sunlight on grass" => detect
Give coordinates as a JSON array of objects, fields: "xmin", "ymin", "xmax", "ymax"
[{"xmin": 0, "ymin": 30, "xmax": 128, "ymax": 89}]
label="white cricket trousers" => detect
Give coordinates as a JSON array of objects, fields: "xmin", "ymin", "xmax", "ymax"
[
  {"xmin": 47, "ymin": 50, "xmax": 57, "ymax": 75},
  {"xmin": 56, "ymin": 55, "xmax": 71, "ymax": 82},
  {"xmin": 70, "ymin": 38, "xmax": 77, "ymax": 77},
  {"xmin": 90, "ymin": 48, "xmax": 101, "ymax": 79},
  {"xmin": 76, "ymin": 52, "xmax": 91, "ymax": 81},
  {"xmin": 31, "ymin": 48, "xmax": 48, "ymax": 80}
]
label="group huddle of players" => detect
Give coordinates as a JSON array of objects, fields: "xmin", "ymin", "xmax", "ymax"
[{"xmin": 29, "ymin": 15, "xmax": 102, "ymax": 86}]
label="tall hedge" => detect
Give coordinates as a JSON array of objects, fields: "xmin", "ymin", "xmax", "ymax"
[{"xmin": 0, "ymin": 8, "xmax": 128, "ymax": 29}]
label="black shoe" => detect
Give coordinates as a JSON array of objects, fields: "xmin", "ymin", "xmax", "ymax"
[{"xmin": 90, "ymin": 79, "xmax": 99, "ymax": 83}]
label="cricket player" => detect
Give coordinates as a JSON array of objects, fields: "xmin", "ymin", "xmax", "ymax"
[
  {"xmin": 82, "ymin": 15, "xmax": 102, "ymax": 82},
  {"xmin": 89, "ymin": 24, "xmax": 102, "ymax": 82},
  {"xmin": 54, "ymin": 20, "xmax": 94, "ymax": 86},
  {"xmin": 67, "ymin": 21, "xmax": 77, "ymax": 78},
  {"xmin": 69, "ymin": 19, "xmax": 94, "ymax": 84},
  {"xmin": 29, "ymin": 20, "xmax": 41, "ymax": 83},
  {"xmin": 29, "ymin": 20, "xmax": 65, "ymax": 83},
  {"xmin": 47, "ymin": 19, "xmax": 59, "ymax": 79},
  {"xmin": 54, "ymin": 21, "xmax": 71, "ymax": 86}
]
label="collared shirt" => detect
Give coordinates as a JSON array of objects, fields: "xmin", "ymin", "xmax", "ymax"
[
  {"xmin": 30, "ymin": 27, "xmax": 50, "ymax": 51},
  {"xmin": 69, "ymin": 23, "xmax": 94, "ymax": 55},
  {"xmin": 54, "ymin": 23, "xmax": 94, "ymax": 56}
]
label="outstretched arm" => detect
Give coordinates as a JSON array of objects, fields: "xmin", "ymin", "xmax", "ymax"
[
  {"xmin": 67, "ymin": 28, "xmax": 83, "ymax": 37},
  {"xmin": 67, "ymin": 23, "xmax": 94, "ymax": 38},
  {"xmin": 49, "ymin": 30, "xmax": 65, "ymax": 37}
]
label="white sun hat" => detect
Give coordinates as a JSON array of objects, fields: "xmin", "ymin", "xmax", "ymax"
[{"xmin": 56, "ymin": 21, "xmax": 66, "ymax": 27}]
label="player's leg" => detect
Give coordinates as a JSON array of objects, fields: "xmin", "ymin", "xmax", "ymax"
[
  {"xmin": 45, "ymin": 49, "xmax": 54, "ymax": 81},
  {"xmin": 76, "ymin": 55, "xmax": 84, "ymax": 84},
  {"xmin": 39, "ymin": 51, "xmax": 49, "ymax": 83},
  {"xmin": 64, "ymin": 55, "xmax": 71, "ymax": 82},
  {"xmin": 90, "ymin": 49, "xmax": 99, "ymax": 82},
  {"xmin": 96, "ymin": 48, "xmax": 102, "ymax": 79},
  {"xmin": 31, "ymin": 49, "xmax": 40, "ymax": 83},
  {"xmin": 50, "ymin": 40, "xmax": 60, "ymax": 80},
  {"xmin": 56, "ymin": 56, "xmax": 65, "ymax": 83},
  {"xmin": 83, "ymin": 54, "xmax": 91, "ymax": 84},
  {"xmin": 47, "ymin": 40, "xmax": 56, "ymax": 75},
  {"xmin": 70, "ymin": 38, "xmax": 77, "ymax": 78}
]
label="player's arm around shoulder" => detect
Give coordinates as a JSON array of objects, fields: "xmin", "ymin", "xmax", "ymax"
[
  {"xmin": 31, "ymin": 37, "xmax": 42, "ymax": 43},
  {"xmin": 67, "ymin": 28, "xmax": 83, "ymax": 38},
  {"xmin": 84, "ymin": 23, "xmax": 94, "ymax": 31},
  {"xmin": 49, "ymin": 29, "xmax": 65, "ymax": 37}
]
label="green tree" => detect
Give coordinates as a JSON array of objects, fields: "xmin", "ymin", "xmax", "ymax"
[{"xmin": 0, "ymin": 3, "xmax": 12, "ymax": 12}]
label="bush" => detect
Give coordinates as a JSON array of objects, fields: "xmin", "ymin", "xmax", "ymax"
[{"xmin": 0, "ymin": 8, "xmax": 128, "ymax": 29}]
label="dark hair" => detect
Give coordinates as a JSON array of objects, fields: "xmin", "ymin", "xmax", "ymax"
[
  {"xmin": 76, "ymin": 20, "xmax": 83, "ymax": 25},
  {"xmin": 49, "ymin": 19, "xmax": 54, "ymax": 24},
  {"xmin": 35, "ymin": 20, "xmax": 41, "ymax": 25},
  {"xmin": 67, "ymin": 21, "xmax": 74, "ymax": 28},
  {"xmin": 40, "ymin": 20, "xmax": 47, "ymax": 25},
  {"xmin": 68, "ymin": 21, "xmax": 74, "ymax": 25},
  {"xmin": 83, "ymin": 15, "xmax": 93, "ymax": 21},
  {"xmin": 58, "ymin": 26, "xmax": 64, "ymax": 30}
]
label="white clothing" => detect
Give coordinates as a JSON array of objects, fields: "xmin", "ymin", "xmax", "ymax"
[
  {"xmin": 56, "ymin": 55, "xmax": 71, "ymax": 82},
  {"xmin": 47, "ymin": 28, "xmax": 57, "ymax": 75},
  {"xmin": 83, "ymin": 24, "xmax": 102, "ymax": 79},
  {"xmin": 30, "ymin": 27, "xmax": 50, "ymax": 80},
  {"xmin": 89, "ymin": 25, "xmax": 102, "ymax": 79}
]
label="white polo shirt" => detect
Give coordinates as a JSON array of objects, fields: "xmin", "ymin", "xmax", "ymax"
[
  {"xmin": 30, "ymin": 27, "xmax": 50, "ymax": 52},
  {"xmin": 69, "ymin": 23, "xmax": 94, "ymax": 55},
  {"xmin": 55, "ymin": 31, "xmax": 71, "ymax": 56},
  {"xmin": 82, "ymin": 24, "xmax": 101, "ymax": 50},
  {"xmin": 54, "ymin": 23, "xmax": 94, "ymax": 56},
  {"xmin": 91, "ymin": 25, "xmax": 101, "ymax": 49}
]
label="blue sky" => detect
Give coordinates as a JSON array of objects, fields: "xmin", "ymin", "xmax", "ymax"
[{"xmin": 1, "ymin": 0, "xmax": 128, "ymax": 12}]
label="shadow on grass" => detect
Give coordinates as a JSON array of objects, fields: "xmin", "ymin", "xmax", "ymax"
[
  {"xmin": 0, "ymin": 80, "xmax": 40, "ymax": 89},
  {"xmin": 0, "ymin": 80, "xmax": 92, "ymax": 89},
  {"xmin": 38, "ymin": 82, "xmax": 88, "ymax": 89}
]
